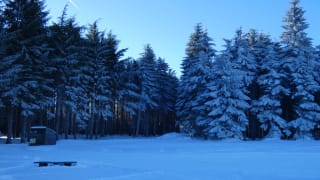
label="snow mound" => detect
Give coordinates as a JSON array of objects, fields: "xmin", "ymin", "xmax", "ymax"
[{"xmin": 157, "ymin": 132, "xmax": 189, "ymax": 140}]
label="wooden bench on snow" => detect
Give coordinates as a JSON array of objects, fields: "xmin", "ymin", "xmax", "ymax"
[{"xmin": 34, "ymin": 161, "xmax": 77, "ymax": 167}]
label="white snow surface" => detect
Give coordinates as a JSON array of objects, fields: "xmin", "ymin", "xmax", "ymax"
[{"xmin": 1, "ymin": 133, "xmax": 320, "ymax": 180}]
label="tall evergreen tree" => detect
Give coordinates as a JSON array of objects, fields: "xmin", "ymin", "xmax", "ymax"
[
  {"xmin": 202, "ymin": 36, "xmax": 250, "ymax": 139},
  {"xmin": 104, "ymin": 31, "xmax": 127, "ymax": 135},
  {"xmin": 246, "ymin": 29, "xmax": 264, "ymax": 139},
  {"xmin": 116, "ymin": 58, "xmax": 141, "ymax": 135},
  {"xmin": 48, "ymin": 6, "xmax": 84, "ymax": 138},
  {"xmin": 164, "ymin": 69, "xmax": 179, "ymax": 133},
  {"xmin": 0, "ymin": 6, "xmax": 5, "ymax": 109},
  {"xmin": 83, "ymin": 21, "xmax": 108, "ymax": 139},
  {"xmin": 231, "ymin": 29, "xmax": 257, "ymax": 139},
  {"xmin": 154, "ymin": 58, "xmax": 178, "ymax": 134},
  {"xmin": 253, "ymin": 35, "xmax": 290, "ymax": 138},
  {"xmin": 280, "ymin": 0, "xmax": 320, "ymax": 138},
  {"xmin": 1, "ymin": 0, "xmax": 50, "ymax": 143},
  {"xmin": 176, "ymin": 24, "xmax": 216, "ymax": 136},
  {"xmin": 136, "ymin": 45, "xmax": 159, "ymax": 135}
]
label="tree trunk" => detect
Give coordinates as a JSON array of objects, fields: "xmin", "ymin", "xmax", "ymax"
[
  {"xmin": 55, "ymin": 95, "xmax": 62, "ymax": 140},
  {"xmin": 87, "ymin": 97, "xmax": 95, "ymax": 139},
  {"xmin": 64, "ymin": 109, "xmax": 70, "ymax": 139},
  {"xmin": 144, "ymin": 112, "xmax": 150, "ymax": 136},
  {"xmin": 70, "ymin": 112, "xmax": 77, "ymax": 139},
  {"xmin": 6, "ymin": 107, "xmax": 14, "ymax": 144},
  {"xmin": 99, "ymin": 115, "xmax": 105, "ymax": 137},
  {"xmin": 88, "ymin": 113, "xmax": 94, "ymax": 139},
  {"xmin": 154, "ymin": 112, "xmax": 160, "ymax": 135},
  {"xmin": 20, "ymin": 115, "xmax": 27, "ymax": 143},
  {"xmin": 135, "ymin": 108, "xmax": 142, "ymax": 136},
  {"xmin": 94, "ymin": 113, "xmax": 99, "ymax": 139}
]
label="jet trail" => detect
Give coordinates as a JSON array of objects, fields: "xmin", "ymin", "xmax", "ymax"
[{"xmin": 68, "ymin": 0, "xmax": 80, "ymax": 10}]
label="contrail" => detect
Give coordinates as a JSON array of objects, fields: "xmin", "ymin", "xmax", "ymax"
[{"xmin": 68, "ymin": 0, "xmax": 80, "ymax": 10}]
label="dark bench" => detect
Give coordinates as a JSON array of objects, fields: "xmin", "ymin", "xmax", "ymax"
[{"xmin": 34, "ymin": 161, "xmax": 77, "ymax": 167}]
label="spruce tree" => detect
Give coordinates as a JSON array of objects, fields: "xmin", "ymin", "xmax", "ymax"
[
  {"xmin": 104, "ymin": 31, "xmax": 127, "ymax": 135},
  {"xmin": 280, "ymin": 0, "xmax": 320, "ymax": 138},
  {"xmin": 154, "ymin": 58, "xmax": 178, "ymax": 134},
  {"xmin": 83, "ymin": 21, "xmax": 105, "ymax": 139},
  {"xmin": 246, "ymin": 29, "xmax": 264, "ymax": 139},
  {"xmin": 0, "ymin": 7, "xmax": 4, "ymax": 109},
  {"xmin": 176, "ymin": 24, "xmax": 216, "ymax": 136},
  {"xmin": 48, "ymin": 6, "xmax": 84, "ymax": 138},
  {"xmin": 202, "ymin": 36, "xmax": 250, "ymax": 139},
  {"xmin": 136, "ymin": 45, "xmax": 159, "ymax": 135},
  {"xmin": 253, "ymin": 36, "xmax": 290, "ymax": 138},
  {"xmin": 1, "ymin": 0, "xmax": 50, "ymax": 143},
  {"xmin": 116, "ymin": 58, "xmax": 141, "ymax": 135}
]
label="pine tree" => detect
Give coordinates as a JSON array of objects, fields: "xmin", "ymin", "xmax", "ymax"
[
  {"xmin": 280, "ymin": 0, "xmax": 320, "ymax": 138},
  {"xmin": 154, "ymin": 58, "xmax": 178, "ymax": 134},
  {"xmin": 104, "ymin": 31, "xmax": 127, "ymax": 135},
  {"xmin": 136, "ymin": 45, "xmax": 159, "ymax": 136},
  {"xmin": 176, "ymin": 24, "xmax": 216, "ymax": 137},
  {"xmin": 82, "ymin": 22, "xmax": 113, "ymax": 139},
  {"xmin": 253, "ymin": 36, "xmax": 290, "ymax": 138},
  {"xmin": 116, "ymin": 58, "xmax": 141, "ymax": 135},
  {"xmin": 1, "ymin": 0, "xmax": 51, "ymax": 143},
  {"xmin": 164, "ymin": 69, "xmax": 179, "ymax": 133},
  {"xmin": 48, "ymin": 6, "xmax": 84, "ymax": 138},
  {"xmin": 202, "ymin": 39, "xmax": 249, "ymax": 139},
  {"xmin": 246, "ymin": 29, "xmax": 264, "ymax": 139},
  {"xmin": 231, "ymin": 30, "xmax": 258, "ymax": 139},
  {"xmin": 0, "ymin": 7, "xmax": 5, "ymax": 109}
]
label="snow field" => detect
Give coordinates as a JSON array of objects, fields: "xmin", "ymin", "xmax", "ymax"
[{"xmin": 1, "ymin": 133, "xmax": 320, "ymax": 180}]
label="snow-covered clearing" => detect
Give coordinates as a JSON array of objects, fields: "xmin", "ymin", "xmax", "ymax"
[{"xmin": 1, "ymin": 133, "xmax": 320, "ymax": 180}]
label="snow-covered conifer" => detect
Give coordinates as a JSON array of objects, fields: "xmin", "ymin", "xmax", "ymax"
[
  {"xmin": 48, "ymin": 6, "xmax": 87, "ymax": 138},
  {"xmin": 176, "ymin": 24, "xmax": 216, "ymax": 136},
  {"xmin": 280, "ymin": 0, "xmax": 320, "ymax": 138},
  {"xmin": 202, "ymin": 39, "xmax": 249, "ymax": 139},
  {"xmin": 154, "ymin": 58, "xmax": 178, "ymax": 134},
  {"xmin": 252, "ymin": 35, "xmax": 290, "ymax": 138},
  {"xmin": 1, "ymin": 0, "xmax": 51, "ymax": 143},
  {"xmin": 116, "ymin": 58, "xmax": 141, "ymax": 134},
  {"xmin": 135, "ymin": 45, "xmax": 159, "ymax": 135}
]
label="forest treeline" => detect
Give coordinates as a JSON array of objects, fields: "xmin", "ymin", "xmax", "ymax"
[
  {"xmin": 1, "ymin": 0, "xmax": 320, "ymax": 144},
  {"xmin": 0, "ymin": 0, "xmax": 178, "ymax": 143},
  {"xmin": 177, "ymin": 0, "xmax": 320, "ymax": 140}
]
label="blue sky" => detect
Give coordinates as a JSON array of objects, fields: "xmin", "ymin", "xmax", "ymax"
[{"xmin": 46, "ymin": 0, "xmax": 320, "ymax": 76}]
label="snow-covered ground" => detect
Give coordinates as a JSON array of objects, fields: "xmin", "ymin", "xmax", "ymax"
[{"xmin": 1, "ymin": 133, "xmax": 320, "ymax": 180}]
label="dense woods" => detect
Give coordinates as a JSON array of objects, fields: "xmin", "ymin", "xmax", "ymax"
[
  {"xmin": 1, "ymin": 0, "xmax": 320, "ymax": 143},
  {"xmin": 177, "ymin": 0, "xmax": 320, "ymax": 140},
  {"xmin": 0, "ymin": 0, "xmax": 178, "ymax": 143}
]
